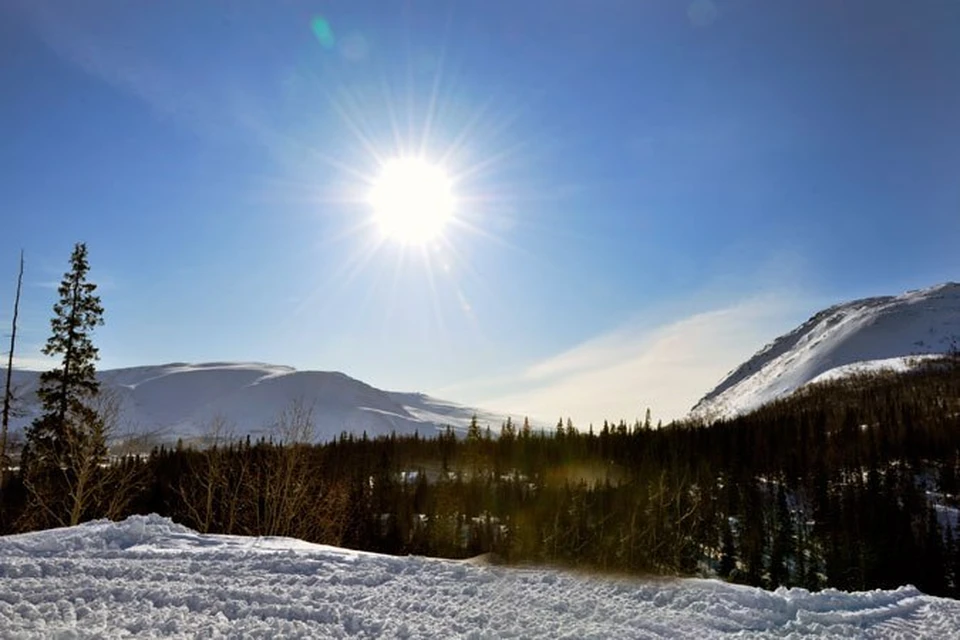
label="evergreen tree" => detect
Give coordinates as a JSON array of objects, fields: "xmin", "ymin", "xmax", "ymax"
[
  {"xmin": 467, "ymin": 415, "xmax": 481, "ymax": 441},
  {"xmin": 21, "ymin": 243, "xmax": 106, "ymax": 526},
  {"xmin": 768, "ymin": 484, "xmax": 794, "ymax": 587},
  {"xmin": 919, "ymin": 506, "xmax": 947, "ymax": 595},
  {"xmin": 718, "ymin": 518, "xmax": 737, "ymax": 578}
]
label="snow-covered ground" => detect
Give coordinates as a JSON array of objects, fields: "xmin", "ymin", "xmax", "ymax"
[
  {"xmin": 2, "ymin": 516, "xmax": 960, "ymax": 638},
  {"xmin": 5, "ymin": 362, "xmax": 530, "ymax": 444},
  {"xmin": 692, "ymin": 282, "xmax": 960, "ymax": 420}
]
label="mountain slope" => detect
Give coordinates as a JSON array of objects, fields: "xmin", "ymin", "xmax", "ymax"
[
  {"xmin": 5, "ymin": 362, "xmax": 522, "ymax": 444},
  {"xmin": 692, "ymin": 282, "xmax": 960, "ymax": 420}
]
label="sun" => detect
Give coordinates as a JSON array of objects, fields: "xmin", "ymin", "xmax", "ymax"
[{"xmin": 368, "ymin": 157, "xmax": 455, "ymax": 244}]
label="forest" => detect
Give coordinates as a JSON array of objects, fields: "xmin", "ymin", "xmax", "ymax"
[
  {"xmin": 3, "ymin": 354, "xmax": 960, "ymax": 597},
  {"xmin": 3, "ymin": 243, "xmax": 960, "ymax": 598}
]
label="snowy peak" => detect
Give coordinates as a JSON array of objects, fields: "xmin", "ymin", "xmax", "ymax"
[
  {"xmin": 100, "ymin": 362, "xmax": 298, "ymax": 388},
  {"xmin": 692, "ymin": 282, "xmax": 960, "ymax": 420},
  {"xmin": 7, "ymin": 362, "xmax": 520, "ymax": 444}
]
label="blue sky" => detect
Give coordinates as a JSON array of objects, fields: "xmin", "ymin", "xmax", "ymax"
[{"xmin": 2, "ymin": 0, "xmax": 959, "ymax": 423}]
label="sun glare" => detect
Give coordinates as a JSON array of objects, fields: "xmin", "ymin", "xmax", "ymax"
[{"xmin": 368, "ymin": 157, "xmax": 455, "ymax": 244}]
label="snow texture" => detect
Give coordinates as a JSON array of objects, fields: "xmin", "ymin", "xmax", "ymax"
[
  {"xmin": 692, "ymin": 282, "xmax": 960, "ymax": 420},
  {"xmin": 2, "ymin": 515, "xmax": 959, "ymax": 639},
  {"xmin": 5, "ymin": 363, "xmax": 527, "ymax": 444}
]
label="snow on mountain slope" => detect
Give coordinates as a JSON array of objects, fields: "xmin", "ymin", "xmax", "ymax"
[
  {"xmin": 388, "ymin": 391, "xmax": 519, "ymax": 433},
  {"xmin": 804, "ymin": 354, "xmax": 945, "ymax": 386},
  {"xmin": 5, "ymin": 362, "xmax": 523, "ymax": 444},
  {"xmin": 2, "ymin": 515, "xmax": 959, "ymax": 638},
  {"xmin": 692, "ymin": 282, "xmax": 960, "ymax": 420}
]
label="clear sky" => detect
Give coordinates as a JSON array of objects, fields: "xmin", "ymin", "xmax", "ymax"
[{"xmin": 2, "ymin": 0, "xmax": 959, "ymax": 424}]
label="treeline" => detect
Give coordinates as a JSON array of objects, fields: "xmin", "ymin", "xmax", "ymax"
[{"xmin": 3, "ymin": 355, "xmax": 960, "ymax": 597}]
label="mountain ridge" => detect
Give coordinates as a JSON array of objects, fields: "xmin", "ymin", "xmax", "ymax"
[
  {"xmin": 5, "ymin": 362, "xmax": 529, "ymax": 444},
  {"xmin": 691, "ymin": 282, "xmax": 960, "ymax": 420}
]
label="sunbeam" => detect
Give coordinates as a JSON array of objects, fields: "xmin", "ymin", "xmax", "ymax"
[{"xmin": 245, "ymin": 9, "xmax": 566, "ymax": 351}]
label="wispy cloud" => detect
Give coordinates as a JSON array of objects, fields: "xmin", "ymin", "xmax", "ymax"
[
  {"xmin": 446, "ymin": 294, "xmax": 810, "ymax": 426},
  {"xmin": 11, "ymin": 1, "xmax": 372, "ymax": 187},
  {"xmin": 10, "ymin": 354, "xmax": 56, "ymax": 372},
  {"xmin": 12, "ymin": 1, "xmax": 248, "ymax": 143}
]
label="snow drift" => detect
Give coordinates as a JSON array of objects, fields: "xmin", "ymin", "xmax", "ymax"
[
  {"xmin": 5, "ymin": 362, "xmax": 521, "ymax": 443},
  {"xmin": 692, "ymin": 282, "xmax": 960, "ymax": 420},
  {"xmin": 2, "ymin": 515, "xmax": 959, "ymax": 638}
]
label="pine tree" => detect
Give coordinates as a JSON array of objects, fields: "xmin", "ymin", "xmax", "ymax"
[
  {"xmin": 21, "ymin": 243, "xmax": 106, "ymax": 526},
  {"xmin": 467, "ymin": 415, "xmax": 481, "ymax": 441},
  {"xmin": 501, "ymin": 417, "xmax": 515, "ymax": 440}
]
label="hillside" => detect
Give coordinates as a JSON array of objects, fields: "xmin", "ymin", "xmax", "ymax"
[
  {"xmin": 692, "ymin": 282, "xmax": 960, "ymax": 420},
  {"xmin": 5, "ymin": 362, "xmax": 521, "ymax": 444}
]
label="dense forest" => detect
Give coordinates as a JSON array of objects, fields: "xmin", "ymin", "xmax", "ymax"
[{"xmin": 3, "ymin": 354, "xmax": 960, "ymax": 598}]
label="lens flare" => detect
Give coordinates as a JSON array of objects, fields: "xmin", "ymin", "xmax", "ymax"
[{"xmin": 310, "ymin": 16, "xmax": 336, "ymax": 49}]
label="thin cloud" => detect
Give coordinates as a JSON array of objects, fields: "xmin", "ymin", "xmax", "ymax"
[
  {"xmin": 10, "ymin": 354, "xmax": 56, "ymax": 372},
  {"xmin": 462, "ymin": 294, "xmax": 809, "ymax": 426},
  {"xmin": 13, "ymin": 1, "xmax": 244, "ymax": 142}
]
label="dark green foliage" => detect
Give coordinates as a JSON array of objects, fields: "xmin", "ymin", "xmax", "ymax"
[
  {"xmin": 2, "ymin": 353, "xmax": 960, "ymax": 597},
  {"xmin": 24, "ymin": 243, "xmax": 105, "ymax": 471},
  {"xmin": 719, "ymin": 518, "xmax": 736, "ymax": 578},
  {"xmin": 17, "ymin": 244, "xmax": 108, "ymax": 529}
]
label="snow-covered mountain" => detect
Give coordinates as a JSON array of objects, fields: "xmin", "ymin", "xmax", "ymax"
[
  {"xmin": 5, "ymin": 362, "xmax": 523, "ymax": 444},
  {"xmin": 691, "ymin": 282, "xmax": 960, "ymax": 420}
]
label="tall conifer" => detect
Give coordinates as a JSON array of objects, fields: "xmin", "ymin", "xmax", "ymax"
[{"xmin": 22, "ymin": 243, "xmax": 106, "ymax": 521}]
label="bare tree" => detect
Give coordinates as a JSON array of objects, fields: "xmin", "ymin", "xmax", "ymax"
[
  {"xmin": 176, "ymin": 414, "xmax": 237, "ymax": 534},
  {"xmin": 1, "ymin": 250, "xmax": 24, "ymax": 477},
  {"xmin": 19, "ymin": 411, "xmax": 105, "ymax": 528},
  {"xmin": 171, "ymin": 402, "xmax": 353, "ymax": 542},
  {"xmin": 96, "ymin": 389, "xmax": 148, "ymax": 520},
  {"xmin": 256, "ymin": 398, "xmax": 318, "ymax": 537},
  {"xmin": 21, "ymin": 388, "xmax": 146, "ymax": 527}
]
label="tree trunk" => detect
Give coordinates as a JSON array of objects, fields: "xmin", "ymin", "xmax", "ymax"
[{"xmin": 1, "ymin": 250, "xmax": 24, "ymax": 476}]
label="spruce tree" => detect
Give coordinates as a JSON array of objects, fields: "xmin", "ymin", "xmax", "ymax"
[
  {"xmin": 22, "ymin": 243, "xmax": 106, "ymax": 525},
  {"xmin": 718, "ymin": 518, "xmax": 737, "ymax": 578},
  {"xmin": 768, "ymin": 485, "xmax": 794, "ymax": 587},
  {"xmin": 467, "ymin": 415, "xmax": 481, "ymax": 441}
]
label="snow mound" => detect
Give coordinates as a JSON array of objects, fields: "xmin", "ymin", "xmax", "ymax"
[
  {"xmin": 6, "ymin": 362, "xmax": 527, "ymax": 444},
  {"xmin": 692, "ymin": 282, "xmax": 960, "ymax": 420},
  {"xmin": 2, "ymin": 516, "xmax": 960, "ymax": 638}
]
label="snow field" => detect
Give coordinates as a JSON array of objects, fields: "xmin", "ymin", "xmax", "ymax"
[{"xmin": 2, "ymin": 515, "xmax": 960, "ymax": 638}]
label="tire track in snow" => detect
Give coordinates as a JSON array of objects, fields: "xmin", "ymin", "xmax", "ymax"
[{"xmin": 1, "ymin": 515, "xmax": 959, "ymax": 639}]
